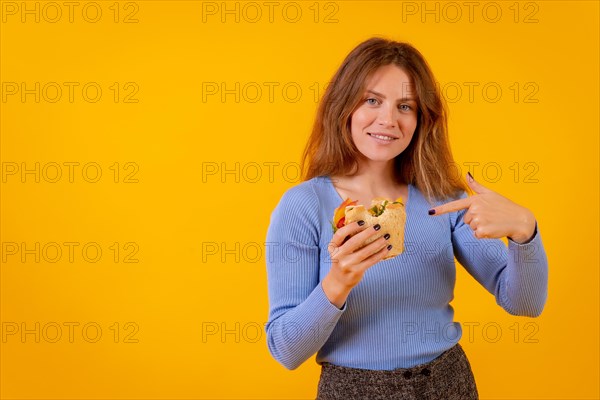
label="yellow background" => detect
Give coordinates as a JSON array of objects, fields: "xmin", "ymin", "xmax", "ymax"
[{"xmin": 1, "ymin": 1, "xmax": 598, "ymax": 399}]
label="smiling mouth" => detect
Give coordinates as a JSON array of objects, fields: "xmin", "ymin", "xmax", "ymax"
[{"xmin": 368, "ymin": 133, "xmax": 398, "ymax": 141}]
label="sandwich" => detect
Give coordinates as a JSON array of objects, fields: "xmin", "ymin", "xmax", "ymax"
[{"xmin": 331, "ymin": 197, "xmax": 406, "ymax": 260}]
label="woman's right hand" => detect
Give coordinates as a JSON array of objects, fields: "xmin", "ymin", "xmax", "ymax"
[{"xmin": 322, "ymin": 221, "xmax": 392, "ymax": 308}]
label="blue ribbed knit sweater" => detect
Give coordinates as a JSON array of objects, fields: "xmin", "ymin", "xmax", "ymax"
[{"xmin": 265, "ymin": 175, "xmax": 548, "ymax": 370}]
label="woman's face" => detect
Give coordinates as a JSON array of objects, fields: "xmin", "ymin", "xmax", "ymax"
[{"xmin": 350, "ymin": 64, "xmax": 419, "ymax": 164}]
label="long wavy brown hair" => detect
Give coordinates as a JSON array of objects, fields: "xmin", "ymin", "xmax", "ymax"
[{"xmin": 300, "ymin": 36, "xmax": 469, "ymax": 204}]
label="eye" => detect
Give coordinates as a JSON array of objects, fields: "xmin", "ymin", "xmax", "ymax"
[
  {"xmin": 399, "ymin": 104, "xmax": 412, "ymax": 111},
  {"xmin": 365, "ymin": 97, "xmax": 379, "ymax": 105}
]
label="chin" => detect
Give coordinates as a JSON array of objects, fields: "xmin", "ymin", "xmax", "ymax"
[{"xmin": 359, "ymin": 152, "xmax": 399, "ymax": 163}]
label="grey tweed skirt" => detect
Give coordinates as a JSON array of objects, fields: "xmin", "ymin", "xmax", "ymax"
[{"xmin": 316, "ymin": 343, "xmax": 478, "ymax": 400}]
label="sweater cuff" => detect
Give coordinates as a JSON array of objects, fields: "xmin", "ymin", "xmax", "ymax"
[
  {"xmin": 317, "ymin": 281, "xmax": 348, "ymax": 312},
  {"xmin": 507, "ymin": 221, "xmax": 542, "ymax": 263}
]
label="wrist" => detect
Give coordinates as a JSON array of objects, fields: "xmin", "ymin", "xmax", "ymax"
[
  {"xmin": 322, "ymin": 274, "xmax": 350, "ymax": 309},
  {"xmin": 509, "ymin": 210, "xmax": 536, "ymax": 244}
]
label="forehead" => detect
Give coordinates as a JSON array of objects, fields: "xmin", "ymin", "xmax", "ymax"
[{"xmin": 364, "ymin": 64, "xmax": 416, "ymax": 99}]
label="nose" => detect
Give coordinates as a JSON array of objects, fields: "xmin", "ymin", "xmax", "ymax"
[{"xmin": 377, "ymin": 105, "xmax": 397, "ymax": 128}]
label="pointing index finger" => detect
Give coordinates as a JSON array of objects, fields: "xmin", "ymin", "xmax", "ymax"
[{"xmin": 430, "ymin": 197, "xmax": 472, "ymax": 216}]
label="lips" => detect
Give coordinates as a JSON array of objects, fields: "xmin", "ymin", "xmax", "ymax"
[{"xmin": 368, "ymin": 132, "xmax": 398, "ymax": 141}]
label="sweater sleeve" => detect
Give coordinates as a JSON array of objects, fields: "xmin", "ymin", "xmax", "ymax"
[
  {"xmin": 450, "ymin": 191, "xmax": 549, "ymax": 317},
  {"xmin": 265, "ymin": 184, "xmax": 346, "ymax": 370}
]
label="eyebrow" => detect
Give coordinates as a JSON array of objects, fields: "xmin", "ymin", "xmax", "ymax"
[{"xmin": 366, "ymin": 89, "xmax": 417, "ymax": 102}]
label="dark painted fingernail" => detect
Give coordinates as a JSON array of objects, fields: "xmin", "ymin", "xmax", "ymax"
[
  {"xmin": 357, "ymin": 220, "xmax": 365, "ymax": 226},
  {"xmin": 467, "ymin": 172, "xmax": 474, "ymax": 182},
  {"xmin": 428, "ymin": 209, "xmax": 436, "ymax": 215},
  {"xmin": 387, "ymin": 244, "xmax": 393, "ymax": 250},
  {"xmin": 383, "ymin": 233, "xmax": 390, "ymax": 240},
  {"xmin": 373, "ymin": 224, "xmax": 381, "ymax": 231}
]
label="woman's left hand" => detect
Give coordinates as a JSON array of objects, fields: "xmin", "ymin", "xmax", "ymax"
[{"xmin": 429, "ymin": 173, "xmax": 536, "ymax": 244}]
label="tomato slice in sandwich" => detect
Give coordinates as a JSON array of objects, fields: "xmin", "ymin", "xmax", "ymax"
[{"xmin": 332, "ymin": 198, "xmax": 358, "ymax": 233}]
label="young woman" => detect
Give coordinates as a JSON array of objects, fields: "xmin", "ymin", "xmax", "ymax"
[{"xmin": 265, "ymin": 37, "xmax": 548, "ymax": 399}]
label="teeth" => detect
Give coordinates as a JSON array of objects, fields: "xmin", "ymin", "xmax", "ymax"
[{"xmin": 370, "ymin": 133, "xmax": 395, "ymax": 141}]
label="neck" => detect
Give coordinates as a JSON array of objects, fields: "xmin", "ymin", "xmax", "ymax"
[{"xmin": 343, "ymin": 158, "xmax": 400, "ymax": 193}]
